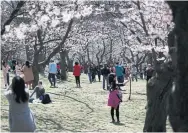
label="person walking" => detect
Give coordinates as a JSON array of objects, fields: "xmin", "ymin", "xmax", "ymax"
[
  {"xmin": 5, "ymin": 76, "xmax": 36, "ymax": 132},
  {"xmin": 22, "ymin": 61, "xmax": 34, "ymax": 89},
  {"xmin": 131, "ymin": 65, "xmax": 138, "ymax": 82},
  {"xmin": 48, "ymin": 60, "xmax": 57, "ymax": 88},
  {"xmin": 2, "ymin": 61, "xmax": 10, "ymax": 88},
  {"xmin": 73, "ymin": 62, "xmax": 82, "ymax": 88},
  {"xmin": 96, "ymin": 65, "xmax": 101, "ymax": 82},
  {"xmin": 12, "ymin": 60, "xmax": 16, "ymax": 75},
  {"xmin": 101, "ymin": 64, "xmax": 110, "ymax": 90},
  {"xmin": 107, "ymin": 79, "xmax": 122, "ymax": 123},
  {"xmin": 92, "ymin": 65, "xmax": 97, "ymax": 82},
  {"xmin": 56, "ymin": 63, "xmax": 61, "ymax": 79},
  {"xmin": 115, "ymin": 62, "xmax": 124, "ymax": 83},
  {"xmin": 87, "ymin": 64, "xmax": 92, "ymax": 84},
  {"xmin": 15, "ymin": 62, "xmax": 22, "ymax": 76}
]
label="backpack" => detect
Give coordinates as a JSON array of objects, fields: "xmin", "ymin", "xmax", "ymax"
[{"xmin": 41, "ymin": 94, "xmax": 51, "ymax": 104}]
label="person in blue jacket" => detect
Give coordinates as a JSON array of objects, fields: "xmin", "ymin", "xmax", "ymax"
[{"xmin": 115, "ymin": 62, "xmax": 124, "ymax": 83}]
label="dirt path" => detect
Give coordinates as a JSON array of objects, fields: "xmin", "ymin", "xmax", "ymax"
[{"xmin": 1, "ymin": 73, "xmax": 172, "ymax": 132}]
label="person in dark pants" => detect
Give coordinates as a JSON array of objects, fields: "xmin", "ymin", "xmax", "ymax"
[
  {"xmin": 96, "ymin": 65, "xmax": 101, "ymax": 82},
  {"xmin": 73, "ymin": 62, "xmax": 81, "ymax": 88},
  {"xmin": 48, "ymin": 60, "xmax": 57, "ymax": 87},
  {"xmin": 91, "ymin": 65, "xmax": 97, "ymax": 82},
  {"xmin": 108, "ymin": 79, "xmax": 122, "ymax": 123},
  {"xmin": 12, "ymin": 60, "xmax": 16, "ymax": 75},
  {"xmin": 88, "ymin": 65, "xmax": 93, "ymax": 84},
  {"xmin": 115, "ymin": 62, "xmax": 124, "ymax": 83},
  {"xmin": 101, "ymin": 64, "xmax": 110, "ymax": 90},
  {"xmin": 48, "ymin": 74, "xmax": 56, "ymax": 87},
  {"xmin": 146, "ymin": 64, "xmax": 154, "ymax": 82}
]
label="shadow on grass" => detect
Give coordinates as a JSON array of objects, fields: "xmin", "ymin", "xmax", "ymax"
[
  {"xmin": 47, "ymin": 92, "xmax": 94, "ymax": 115},
  {"xmin": 113, "ymin": 122, "xmax": 125, "ymax": 126},
  {"xmin": 36, "ymin": 116, "xmax": 80, "ymax": 132}
]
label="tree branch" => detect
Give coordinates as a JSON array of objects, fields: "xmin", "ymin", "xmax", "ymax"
[
  {"xmin": 39, "ymin": 19, "xmax": 74, "ymax": 65},
  {"xmin": 1, "ymin": 1, "xmax": 26, "ymax": 35}
]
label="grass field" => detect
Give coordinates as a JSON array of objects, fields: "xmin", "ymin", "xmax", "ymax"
[{"xmin": 1, "ymin": 72, "xmax": 172, "ymax": 132}]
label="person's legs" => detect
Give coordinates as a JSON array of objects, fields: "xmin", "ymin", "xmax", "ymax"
[
  {"xmin": 116, "ymin": 105, "xmax": 120, "ymax": 122},
  {"xmin": 92, "ymin": 73, "xmax": 95, "ymax": 82},
  {"xmin": 106, "ymin": 75, "xmax": 109, "ymax": 89},
  {"xmin": 111, "ymin": 107, "xmax": 115, "ymax": 122},
  {"xmin": 132, "ymin": 75, "xmax": 134, "ymax": 81},
  {"xmin": 135, "ymin": 74, "xmax": 138, "ymax": 82},
  {"xmin": 52, "ymin": 74, "xmax": 56, "ymax": 87},
  {"xmin": 121, "ymin": 76, "xmax": 124, "ymax": 83},
  {"xmin": 48, "ymin": 73, "xmax": 53, "ymax": 86},
  {"xmin": 117, "ymin": 76, "xmax": 121, "ymax": 83},
  {"xmin": 4, "ymin": 74, "xmax": 7, "ymax": 87},
  {"xmin": 103, "ymin": 76, "xmax": 106, "ymax": 89},
  {"xmin": 88, "ymin": 73, "xmax": 92, "ymax": 83},
  {"xmin": 75, "ymin": 76, "xmax": 78, "ymax": 86},
  {"xmin": 98, "ymin": 73, "xmax": 101, "ymax": 82},
  {"xmin": 7, "ymin": 73, "xmax": 10, "ymax": 86},
  {"xmin": 78, "ymin": 76, "xmax": 80, "ymax": 87}
]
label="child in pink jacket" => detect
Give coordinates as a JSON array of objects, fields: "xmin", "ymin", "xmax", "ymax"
[{"xmin": 108, "ymin": 80, "xmax": 122, "ymax": 123}]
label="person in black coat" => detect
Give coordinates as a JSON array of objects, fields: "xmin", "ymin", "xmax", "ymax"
[{"xmin": 101, "ymin": 64, "xmax": 110, "ymax": 90}]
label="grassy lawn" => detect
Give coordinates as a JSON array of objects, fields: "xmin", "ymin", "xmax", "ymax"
[{"xmin": 1, "ymin": 72, "xmax": 172, "ymax": 132}]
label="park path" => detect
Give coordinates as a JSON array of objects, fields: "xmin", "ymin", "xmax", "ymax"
[{"xmin": 1, "ymin": 73, "xmax": 172, "ymax": 132}]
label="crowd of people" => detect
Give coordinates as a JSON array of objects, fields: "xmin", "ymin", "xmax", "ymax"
[
  {"xmin": 1, "ymin": 58, "xmax": 154, "ymax": 132},
  {"xmin": 79, "ymin": 63, "xmax": 154, "ymax": 90}
]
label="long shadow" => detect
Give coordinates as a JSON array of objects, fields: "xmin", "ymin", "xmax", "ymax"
[
  {"xmin": 63, "ymin": 95, "xmax": 94, "ymax": 115},
  {"xmin": 47, "ymin": 92, "xmax": 94, "ymax": 115},
  {"xmin": 36, "ymin": 116, "xmax": 80, "ymax": 132},
  {"xmin": 122, "ymin": 92, "xmax": 146, "ymax": 95}
]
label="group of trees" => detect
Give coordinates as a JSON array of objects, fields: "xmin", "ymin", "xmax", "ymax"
[
  {"xmin": 2, "ymin": 1, "xmax": 188, "ymax": 131},
  {"xmin": 1, "ymin": 1, "xmax": 172, "ymax": 70}
]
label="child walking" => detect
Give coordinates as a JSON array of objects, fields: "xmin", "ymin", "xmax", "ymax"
[{"xmin": 108, "ymin": 79, "xmax": 122, "ymax": 123}]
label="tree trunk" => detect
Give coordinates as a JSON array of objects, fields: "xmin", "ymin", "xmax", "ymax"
[
  {"xmin": 38, "ymin": 52, "xmax": 46, "ymax": 74},
  {"xmin": 66, "ymin": 53, "xmax": 73, "ymax": 72},
  {"xmin": 32, "ymin": 53, "xmax": 40, "ymax": 89},
  {"xmin": 167, "ymin": 2, "xmax": 188, "ymax": 131},
  {"xmin": 143, "ymin": 61, "xmax": 173, "ymax": 132},
  {"xmin": 25, "ymin": 45, "xmax": 33, "ymax": 61},
  {"xmin": 60, "ymin": 50, "xmax": 67, "ymax": 80}
]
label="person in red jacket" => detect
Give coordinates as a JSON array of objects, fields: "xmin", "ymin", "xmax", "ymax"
[{"xmin": 73, "ymin": 62, "xmax": 81, "ymax": 88}]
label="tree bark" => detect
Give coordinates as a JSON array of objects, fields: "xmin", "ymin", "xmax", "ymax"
[
  {"xmin": 167, "ymin": 2, "xmax": 188, "ymax": 131},
  {"xmin": 66, "ymin": 54, "xmax": 73, "ymax": 72},
  {"xmin": 59, "ymin": 50, "xmax": 67, "ymax": 80},
  {"xmin": 143, "ymin": 62, "xmax": 173, "ymax": 131},
  {"xmin": 1, "ymin": 1, "xmax": 25, "ymax": 35},
  {"xmin": 39, "ymin": 19, "xmax": 74, "ymax": 66}
]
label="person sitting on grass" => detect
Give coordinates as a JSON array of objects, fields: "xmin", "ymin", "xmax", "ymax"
[
  {"xmin": 29, "ymin": 81, "xmax": 45, "ymax": 102},
  {"xmin": 108, "ymin": 79, "xmax": 122, "ymax": 123}
]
